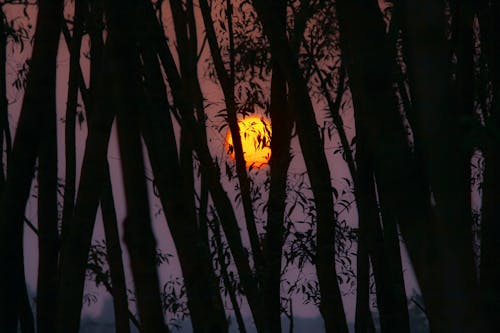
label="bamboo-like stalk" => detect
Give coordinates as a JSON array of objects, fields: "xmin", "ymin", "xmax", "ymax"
[{"xmin": 0, "ymin": 1, "xmax": 63, "ymax": 331}]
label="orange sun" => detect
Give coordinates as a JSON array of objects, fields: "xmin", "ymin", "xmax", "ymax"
[{"xmin": 225, "ymin": 116, "xmax": 272, "ymax": 169}]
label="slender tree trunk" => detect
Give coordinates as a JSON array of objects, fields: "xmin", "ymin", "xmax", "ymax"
[
  {"xmin": 480, "ymin": 1, "xmax": 500, "ymax": 332},
  {"xmin": 353, "ymin": 117, "xmax": 393, "ymax": 333},
  {"xmin": 37, "ymin": 4, "xmax": 84, "ymax": 332},
  {"xmin": 335, "ymin": 1, "xmax": 418, "ymax": 333},
  {"xmin": 111, "ymin": 4, "xmax": 169, "ymax": 329},
  {"xmin": 101, "ymin": 169, "xmax": 133, "ymax": 333},
  {"xmin": 313, "ymin": 60, "xmax": 387, "ymax": 333},
  {"xmin": 135, "ymin": 2, "xmax": 228, "ymax": 331},
  {"xmin": 375, "ymin": 184, "xmax": 410, "ymax": 333},
  {"xmin": 137, "ymin": 1, "xmax": 262, "ymax": 330},
  {"xmin": 92, "ymin": 7, "xmax": 133, "ymax": 333},
  {"xmin": 61, "ymin": 0, "xmax": 85, "ymax": 239},
  {"xmin": 194, "ymin": 1, "xmax": 293, "ymax": 332},
  {"xmin": 61, "ymin": 4, "xmax": 132, "ymax": 331},
  {"xmin": 0, "ymin": 1, "xmax": 62, "ymax": 331},
  {"xmin": 210, "ymin": 216, "xmax": 248, "ymax": 333},
  {"xmin": 116, "ymin": 76, "xmax": 169, "ymax": 332},
  {"xmin": 452, "ymin": 0, "xmax": 475, "ymax": 227},
  {"xmin": 309, "ymin": 58, "xmax": 378, "ymax": 333},
  {"xmin": 252, "ymin": 2, "xmax": 348, "ymax": 332},
  {"xmin": 36, "ymin": 40, "xmax": 59, "ymax": 333},
  {"xmin": 181, "ymin": 6, "xmax": 232, "ymax": 329},
  {"xmin": 0, "ymin": 12, "xmax": 10, "ymax": 190},
  {"xmin": 56, "ymin": 9, "xmax": 117, "ymax": 332},
  {"xmin": 354, "ymin": 224, "xmax": 370, "ymax": 333},
  {"xmin": 139, "ymin": 46, "xmax": 228, "ymax": 333},
  {"xmin": 198, "ymin": 0, "xmax": 265, "ymax": 277},
  {"xmin": 19, "ymin": 258, "xmax": 35, "ymax": 333},
  {"xmin": 399, "ymin": 0, "xmax": 485, "ymax": 331},
  {"xmin": 84, "ymin": 5, "xmax": 132, "ymax": 331},
  {"xmin": 353, "ymin": 149, "xmax": 373, "ymax": 333},
  {"xmin": 261, "ymin": 4, "xmax": 293, "ymax": 328}
]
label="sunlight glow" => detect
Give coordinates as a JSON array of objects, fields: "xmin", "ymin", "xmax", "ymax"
[{"xmin": 225, "ymin": 116, "xmax": 272, "ymax": 169}]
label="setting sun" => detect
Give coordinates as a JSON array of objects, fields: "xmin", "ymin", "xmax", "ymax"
[{"xmin": 225, "ymin": 116, "xmax": 272, "ymax": 169}]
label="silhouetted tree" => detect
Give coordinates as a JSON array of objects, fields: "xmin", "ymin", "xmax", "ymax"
[
  {"xmin": 0, "ymin": 1, "xmax": 63, "ymax": 332},
  {"xmin": 135, "ymin": 1, "xmax": 230, "ymax": 331},
  {"xmin": 400, "ymin": 0, "xmax": 485, "ymax": 331},
  {"xmin": 56, "ymin": 3, "xmax": 117, "ymax": 331},
  {"xmin": 480, "ymin": 1, "xmax": 500, "ymax": 332},
  {"xmin": 251, "ymin": 1, "xmax": 348, "ymax": 332}
]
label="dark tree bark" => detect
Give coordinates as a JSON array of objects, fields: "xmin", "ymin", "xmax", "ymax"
[
  {"xmin": 251, "ymin": 2, "xmax": 348, "ymax": 332},
  {"xmin": 134, "ymin": 1, "xmax": 228, "ymax": 332},
  {"xmin": 480, "ymin": 1, "xmax": 500, "ymax": 332},
  {"xmin": 136, "ymin": 2, "xmax": 263, "ymax": 331},
  {"xmin": 451, "ymin": 0, "xmax": 475, "ymax": 226},
  {"xmin": 335, "ymin": 1, "xmax": 418, "ymax": 333},
  {"xmin": 101, "ymin": 170, "xmax": 133, "ymax": 333},
  {"xmin": 37, "ymin": 3, "xmax": 84, "ymax": 332},
  {"xmin": 59, "ymin": 5, "xmax": 132, "ymax": 331},
  {"xmin": 118, "ymin": 112, "xmax": 169, "ymax": 333},
  {"xmin": 261, "ymin": 63, "xmax": 291, "ymax": 333},
  {"xmin": 56, "ymin": 7, "xmax": 117, "ymax": 332},
  {"xmin": 0, "ymin": 11, "xmax": 11, "ymax": 191},
  {"xmin": 19, "ymin": 261, "xmax": 35, "ymax": 333},
  {"xmin": 260, "ymin": 3, "xmax": 293, "ymax": 332},
  {"xmin": 198, "ymin": 0, "xmax": 265, "ymax": 278},
  {"xmin": 0, "ymin": 1, "xmax": 63, "ymax": 332},
  {"xmin": 139, "ymin": 35, "xmax": 228, "ymax": 333},
  {"xmin": 115, "ymin": 60, "xmax": 170, "ymax": 333},
  {"xmin": 61, "ymin": 0, "xmax": 85, "ymax": 240},
  {"xmin": 36, "ymin": 32, "xmax": 59, "ymax": 333},
  {"xmin": 209, "ymin": 215, "xmax": 248, "ymax": 333},
  {"xmin": 199, "ymin": 1, "xmax": 295, "ymax": 332},
  {"xmin": 111, "ymin": 6, "xmax": 169, "ymax": 332},
  {"xmin": 86, "ymin": 4, "xmax": 132, "ymax": 331},
  {"xmin": 374, "ymin": 183, "xmax": 410, "ymax": 333},
  {"xmin": 353, "ymin": 132, "xmax": 377, "ymax": 333},
  {"xmin": 398, "ymin": 0, "xmax": 485, "ymax": 331}
]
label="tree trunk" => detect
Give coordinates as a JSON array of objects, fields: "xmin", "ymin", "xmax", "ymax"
[
  {"xmin": 111, "ymin": 3, "xmax": 168, "ymax": 329},
  {"xmin": 19, "ymin": 258, "xmax": 35, "ymax": 333},
  {"xmin": 399, "ymin": 0, "xmax": 485, "ymax": 331},
  {"xmin": 210, "ymin": 216, "xmax": 248, "ymax": 333},
  {"xmin": 0, "ymin": 13, "xmax": 11, "ymax": 191},
  {"xmin": 261, "ymin": 3, "xmax": 293, "ymax": 329},
  {"xmin": 135, "ymin": 2, "xmax": 228, "ymax": 331},
  {"xmin": 56, "ymin": 9, "xmax": 116, "ymax": 332},
  {"xmin": 0, "ymin": 1, "xmax": 62, "ymax": 331},
  {"xmin": 85, "ymin": 4, "xmax": 132, "ymax": 331},
  {"xmin": 374, "ymin": 183, "xmax": 410, "ymax": 333},
  {"xmin": 61, "ymin": 0, "xmax": 85, "ymax": 240},
  {"xmin": 452, "ymin": 0, "xmax": 475, "ymax": 230},
  {"xmin": 198, "ymin": 0, "xmax": 264, "ymax": 278},
  {"xmin": 354, "ymin": 138, "xmax": 377, "ymax": 333},
  {"xmin": 136, "ymin": 1, "xmax": 262, "ymax": 330},
  {"xmin": 335, "ymin": 1, "xmax": 422, "ymax": 333},
  {"xmin": 38, "ymin": 3, "xmax": 83, "ymax": 332},
  {"xmin": 36, "ymin": 41, "xmax": 59, "ymax": 333},
  {"xmin": 115, "ymin": 66, "xmax": 169, "ymax": 333},
  {"xmin": 251, "ymin": 2, "xmax": 349, "ymax": 332},
  {"xmin": 480, "ymin": 1, "xmax": 500, "ymax": 332},
  {"xmin": 139, "ymin": 46, "xmax": 228, "ymax": 333}
]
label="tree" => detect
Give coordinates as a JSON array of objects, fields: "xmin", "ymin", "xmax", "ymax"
[
  {"xmin": 0, "ymin": 1, "xmax": 63, "ymax": 332},
  {"xmin": 251, "ymin": 1, "xmax": 349, "ymax": 332}
]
